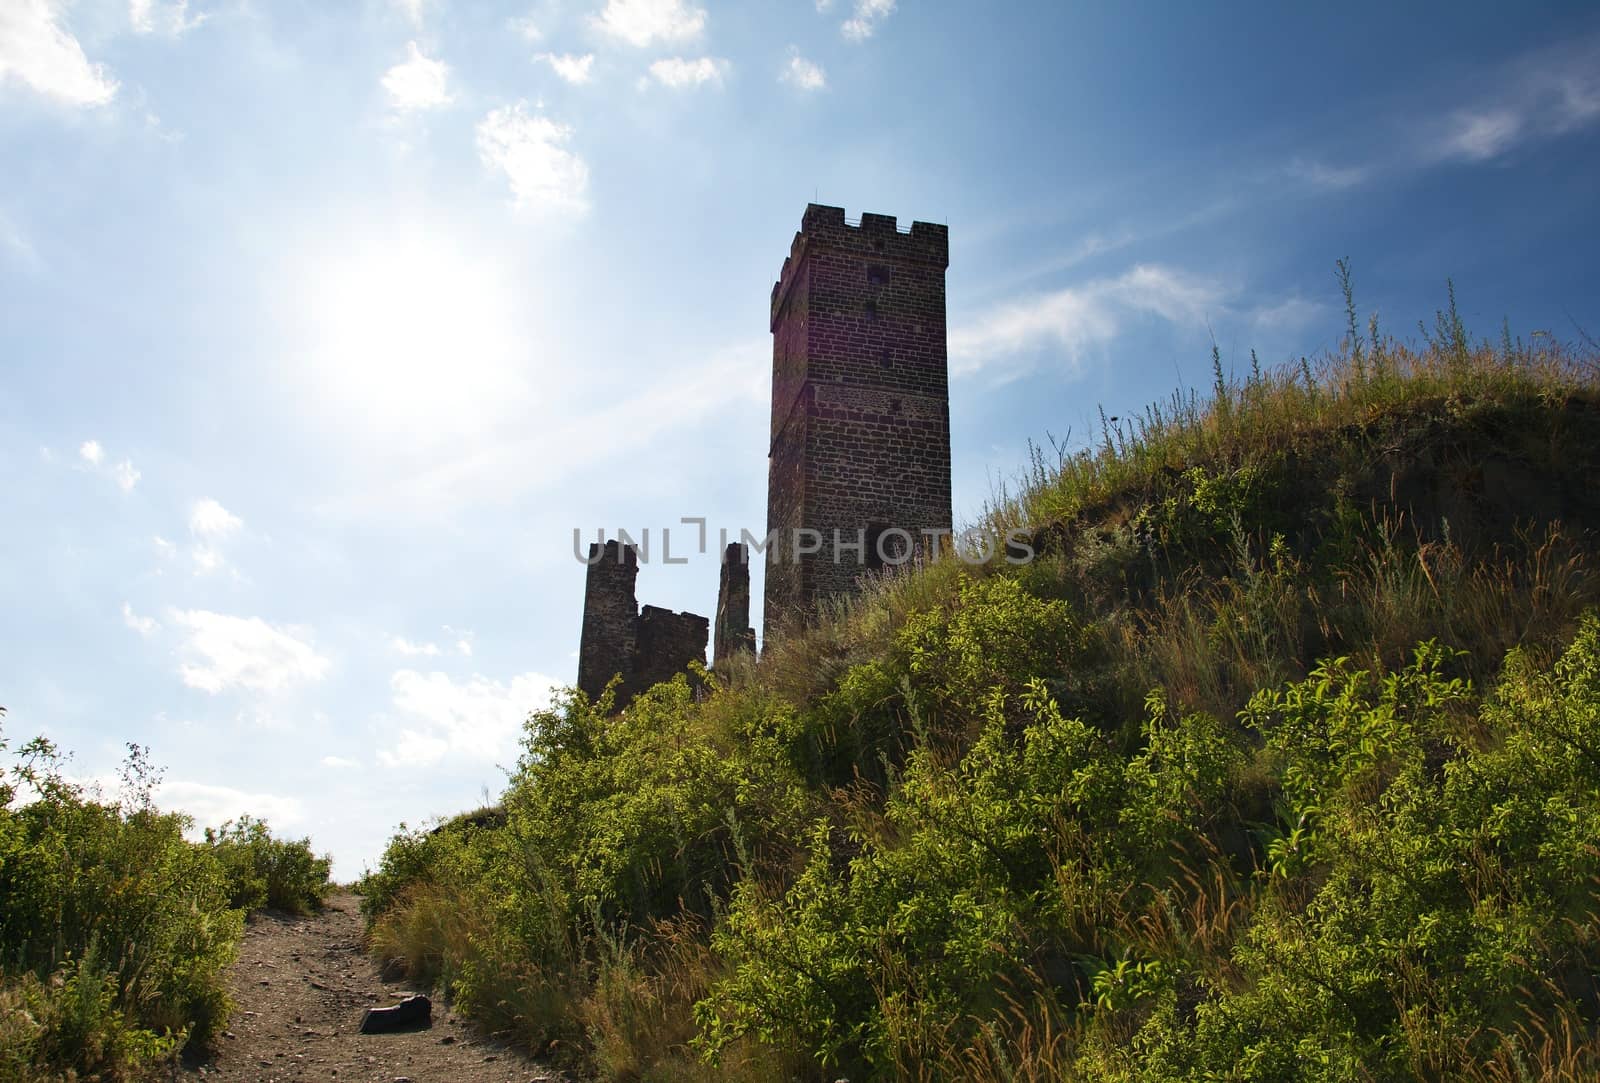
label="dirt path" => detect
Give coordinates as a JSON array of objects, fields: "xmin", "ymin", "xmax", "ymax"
[{"xmin": 181, "ymin": 893, "xmax": 564, "ymax": 1083}]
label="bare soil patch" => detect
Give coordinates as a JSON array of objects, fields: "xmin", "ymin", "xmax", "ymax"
[{"xmin": 180, "ymin": 893, "xmax": 563, "ymax": 1083}]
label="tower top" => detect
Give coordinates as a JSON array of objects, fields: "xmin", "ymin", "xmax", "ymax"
[{"xmin": 771, "ymin": 204, "xmax": 948, "ymax": 327}]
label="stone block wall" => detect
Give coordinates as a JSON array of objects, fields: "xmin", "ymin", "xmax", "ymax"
[
  {"xmin": 764, "ymin": 204, "xmax": 953, "ymax": 639},
  {"xmin": 714, "ymin": 542, "xmax": 756, "ymax": 666}
]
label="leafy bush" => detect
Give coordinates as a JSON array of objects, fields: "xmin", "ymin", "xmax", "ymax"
[
  {"xmin": 0, "ymin": 726, "xmax": 322, "ymax": 1080},
  {"xmin": 362, "ymin": 324, "xmax": 1600, "ymax": 1080},
  {"xmin": 206, "ymin": 814, "xmax": 332, "ymax": 914}
]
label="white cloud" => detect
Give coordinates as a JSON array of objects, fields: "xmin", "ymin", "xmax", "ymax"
[
  {"xmin": 509, "ymin": 13, "xmax": 541, "ymax": 41},
  {"xmin": 781, "ymin": 50, "xmax": 825, "ymax": 91},
  {"xmin": 540, "ymin": 52, "xmax": 594, "ymax": 84},
  {"xmin": 129, "ymin": 0, "xmax": 204, "ymax": 36},
  {"xmin": 383, "ymin": 41, "xmax": 453, "ymax": 111},
  {"xmin": 320, "ymin": 755, "xmax": 360, "ymax": 769},
  {"xmin": 153, "ymin": 535, "xmax": 177, "ymax": 560},
  {"xmin": 188, "ymin": 498, "xmax": 241, "ymax": 572},
  {"xmin": 1252, "ymin": 296, "xmax": 1324, "ymax": 331},
  {"xmin": 0, "ymin": 0, "xmax": 118, "ymax": 106},
  {"xmin": 390, "ymin": 635, "xmax": 441, "ymax": 656},
  {"xmin": 122, "ymin": 602, "xmax": 158, "ymax": 638},
  {"xmin": 158, "ymin": 779, "xmax": 306, "ymax": 832},
  {"xmin": 1438, "ymin": 108, "xmax": 1522, "ymax": 162},
  {"xmin": 647, "ymin": 56, "xmax": 728, "ymax": 89},
  {"xmin": 190, "ymin": 497, "xmax": 242, "ymax": 538},
  {"xmin": 1285, "ymin": 157, "xmax": 1369, "ymax": 190},
  {"xmin": 593, "ymin": 0, "xmax": 705, "ymax": 46},
  {"xmin": 111, "ymin": 460, "xmax": 140, "ymax": 492},
  {"xmin": 76, "ymin": 439, "xmax": 140, "ymax": 491},
  {"xmin": 1424, "ymin": 38, "xmax": 1600, "ymax": 164},
  {"xmin": 393, "ymin": 0, "xmax": 426, "ymax": 27},
  {"xmin": 380, "ymin": 669, "xmax": 560, "ymax": 767},
  {"xmin": 170, "ymin": 609, "xmax": 331, "ymax": 694},
  {"xmin": 950, "ymin": 265, "xmax": 1224, "ymax": 378},
  {"xmin": 841, "ymin": 0, "xmax": 894, "ymax": 41},
  {"xmin": 476, "ymin": 102, "xmax": 590, "ymax": 215}
]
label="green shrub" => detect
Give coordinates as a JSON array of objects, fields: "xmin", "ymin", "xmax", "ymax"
[
  {"xmin": 363, "ymin": 326, "xmax": 1600, "ymax": 1080},
  {"xmin": 0, "ymin": 727, "xmax": 316, "ymax": 1079},
  {"xmin": 206, "ymin": 814, "xmax": 332, "ymax": 914}
]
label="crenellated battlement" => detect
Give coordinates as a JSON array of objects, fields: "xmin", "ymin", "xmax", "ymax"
[{"xmin": 771, "ymin": 203, "xmax": 949, "ymax": 326}]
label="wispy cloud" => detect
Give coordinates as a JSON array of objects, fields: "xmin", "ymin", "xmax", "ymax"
[
  {"xmin": 367, "ymin": 338, "xmax": 766, "ymax": 509},
  {"xmin": 646, "ymin": 56, "xmax": 729, "ymax": 90},
  {"xmin": 77, "ymin": 438, "xmax": 141, "ymax": 492},
  {"xmin": 128, "ymin": 0, "xmax": 204, "ymax": 37},
  {"xmin": 781, "ymin": 49, "xmax": 826, "ymax": 91},
  {"xmin": 950, "ymin": 265, "xmax": 1224, "ymax": 379},
  {"xmin": 540, "ymin": 52, "xmax": 595, "ymax": 85},
  {"xmin": 380, "ymin": 668, "xmax": 560, "ymax": 767},
  {"xmin": 383, "ymin": 41, "xmax": 453, "ymax": 111},
  {"xmin": 0, "ymin": 0, "xmax": 118, "ymax": 107},
  {"xmin": 1250, "ymin": 295, "xmax": 1324, "ymax": 332},
  {"xmin": 1423, "ymin": 36, "xmax": 1600, "ymax": 164},
  {"xmin": 0, "ymin": 209, "xmax": 40, "ymax": 270},
  {"xmin": 593, "ymin": 0, "xmax": 706, "ymax": 47},
  {"xmin": 189, "ymin": 497, "xmax": 242, "ymax": 575},
  {"xmin": 1284, "ymin": 157, "xmax": 1370, "ymax": 190},
  {"xmin": 841, "ymin": 0, "xmax": 894, "ymax": 41},
  {"xmin": 476, "ymin": 102, "xmax": 590, "ymax": 215},
  {"xmin": 393, "ymin": 0, "xmax": 427, "ymax": 28},
  {"xmin": 122, "ymin": 602, "xmax": 159, "ymax": 638},
  {"xmin": 390, "ymin": 635, "xmax": 441, "ymax": 656},
  {"xmin": 170, "ymin": 609, "xmax": 330, "ymax": 694},
  {"xmin": 509, "ymin": 14, "xmax": 542, "ymax": 41},
  {"xmin": 1436, "ymin": 108, "xmax": 1523, "ymax": 162}
]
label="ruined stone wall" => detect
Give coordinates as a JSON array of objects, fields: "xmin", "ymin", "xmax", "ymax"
[
  {"xmin": 576, "ymin": 540, "xmax": 709, "ymax": 708},
  {"xmin": 714, "ymin": 543, "xmax": 756, "ymax": 666},
  {"xmin": 630, "ymin": 605, "xmax": 709, "ymax": 700},
  {"xmin": 764, "ymin": 204, "xmax": 952, "ymax": 639}
]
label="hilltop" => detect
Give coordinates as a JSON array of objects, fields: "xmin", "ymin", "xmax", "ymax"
[{"xmin": 362, "ymin": 310, "xmax": 1600, "ymax": 1082}]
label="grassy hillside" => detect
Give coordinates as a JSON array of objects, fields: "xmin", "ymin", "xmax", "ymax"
[{"xmin": 363, "ymin": 305, "xmax": 1600, "ymax": 1082}]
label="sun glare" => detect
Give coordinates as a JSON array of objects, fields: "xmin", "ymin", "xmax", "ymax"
[{"xmin": 298, "ymin": 223, "xmax": 529, "ymax": 448}]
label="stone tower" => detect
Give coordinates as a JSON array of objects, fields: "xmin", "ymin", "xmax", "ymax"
[{"xmin": 764, "ymin": 204, "xmax": 952, "ymax": 640}]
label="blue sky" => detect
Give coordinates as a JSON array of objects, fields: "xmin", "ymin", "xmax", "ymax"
[{"xmin": 3, "ymin": 0, "xmax": 1598, "ymax": 878}]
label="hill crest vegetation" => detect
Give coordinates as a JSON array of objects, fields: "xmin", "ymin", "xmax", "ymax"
[{"xmin": 363, "ymin": 288, "xmax": 1600, "ymax": 1082}]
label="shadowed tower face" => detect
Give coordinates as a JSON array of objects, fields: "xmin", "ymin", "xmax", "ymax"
[{"xmin": 763, "ymin": 204, "xmax": 952, "ymax": 641}]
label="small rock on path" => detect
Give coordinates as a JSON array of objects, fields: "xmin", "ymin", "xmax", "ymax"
[{"xmin": 179, "ymin": 892, "xmax": 563, "ymax": 1083}]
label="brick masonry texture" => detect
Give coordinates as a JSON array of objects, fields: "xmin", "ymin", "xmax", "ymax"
[
  {"xmin": 764, "ymin": 204, "xmax": 953, "ymax": 640},
  {"xmin": 577, "ymin": 540, "xmax": 708, "ymax": 708}
]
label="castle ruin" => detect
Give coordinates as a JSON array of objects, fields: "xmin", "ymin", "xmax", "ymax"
[{"xmin": 576, "ymin": 204, "xmax": 952, "ymax": 707}]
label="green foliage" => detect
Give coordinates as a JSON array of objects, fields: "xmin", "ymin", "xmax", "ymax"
[
  {"xmin": 363, "ymin": 320, "xmax": 1600, "ymax": 1080},
  {"xmin": 0, "ymin": 731, "xmax": 317, "ymax": 1080},
  {"xmin": 206, "ymin": 814, "xmax": 332, "ymax": 914},
  {"xmin": 1103, "ymin": 621, "xmax": 1600, "ymax": 1080}
]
